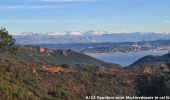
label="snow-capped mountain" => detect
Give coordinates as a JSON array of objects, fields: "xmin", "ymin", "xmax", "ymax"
[
  {"xmin": 13, "ymin": 31, "xmax": 170, "ymax": 44},
  {"xmin": 15, "ymin": 30, "xmax": 116, "ymax": 36}
]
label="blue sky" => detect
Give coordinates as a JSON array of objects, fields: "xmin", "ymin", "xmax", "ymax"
[{"xmin": 0, "ymin": 0, "xmax": 170, "ymax": 34}]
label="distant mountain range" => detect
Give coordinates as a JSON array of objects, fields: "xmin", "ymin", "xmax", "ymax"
[
  {"xmin": 30, "ymin": 39, "xmax": 170, "ymax": 54},
  {"xmin": 13, "ymin": 31, "xmax": 170, "ymax": 44}
]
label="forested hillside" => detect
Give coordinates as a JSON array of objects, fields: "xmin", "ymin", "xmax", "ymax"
[{"xmin": 1, "ymin": 28, "xmax": 170, "ymax": 99}]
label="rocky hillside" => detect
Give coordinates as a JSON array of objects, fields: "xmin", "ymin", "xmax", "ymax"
[
  {"xmin": 16, "ymin": 45, "xmax": 121, "ymax": 68},
  {"xmin": 1, "ymin": 45, "xmax": 170, "ymax": 99},
  {"xmin": 0, "ymin": 46, "xmax": 136, "ymax": 100}
]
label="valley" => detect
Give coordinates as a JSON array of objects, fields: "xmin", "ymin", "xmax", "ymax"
[
  {"xmin": 1, "ymin": 0, "xmax": 170, "ymax": 99},
  {"xmin": 1, "ymin": 44, "xmax": 170, "ymax": 99}
]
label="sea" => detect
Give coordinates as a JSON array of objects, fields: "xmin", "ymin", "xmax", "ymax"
[{"xmin": 87, "ymin": 50, "xmax": 169, "ymax": 67}]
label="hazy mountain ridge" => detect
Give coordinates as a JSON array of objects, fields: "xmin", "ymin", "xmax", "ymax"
[
  {"xmin": 13, "ymin": 31, "xmax": 170, "ymax": 44},
  {"xmin": 33, "ymin": 39, "xmax": 170, "ymax": 54},
  {"xmin": 80, "ymin": 40, "xmax": 170, "ymax": 53}
]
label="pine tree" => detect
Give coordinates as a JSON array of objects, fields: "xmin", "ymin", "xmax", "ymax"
[{"xmin": 0, "ymin": 28, "xmax": 16, "ymax": 53}]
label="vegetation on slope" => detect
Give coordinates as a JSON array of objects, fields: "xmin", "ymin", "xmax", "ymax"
[
  {"xmin": 0, "ymin": 52, "xmax": 137, "ymax": 100},
  {"xmin": 1, "ymin": 28, "xmax": 170, "ymax": 99},
  {"xmin": 16, "ymin": 45, "xmax": 121, "ymax": 68},
  {"xmin": 134, "ymin": 63, "xmax": 170, "ymax": 96},
  {"xmin": 0, "ymin": 28, "xmax": 133, "ymax": 99},
  {"xmin": 128, "ymin": 52, "xmax": 170, "ymax": 70}
]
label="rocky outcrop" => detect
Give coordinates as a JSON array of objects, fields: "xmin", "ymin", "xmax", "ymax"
[
  {"xmin": 32, "ymin": 69, "xmax": 36, "ymax": 74},
  {"xmin": 47, "ymin": 50, "xmax": 53, "ymax": 56},
  {"xmin": 61, "ymin": 49, "xmax": 72, "ymax": 56},
  {"xmin": 44, "ymin": 67, "xmax": 64, "ymax": 74},
  {"xmin": 40, "ymin": 47, "xmax": 45, "ymax": 53},
  {"xmin": 143, "ymin": 67, "xmax": 153, "ymax": 74},
  {"xmin": 17, "ymin": 46, "xmax": 53, "ymax": 56}
]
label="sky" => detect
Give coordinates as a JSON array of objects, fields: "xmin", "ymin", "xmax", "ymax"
[{"xmin": 0, "ymin": 0, "xmax": 170, "ymax": 34}]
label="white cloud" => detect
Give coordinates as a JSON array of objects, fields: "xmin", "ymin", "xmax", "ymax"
[
  {"xmin": 0, "ymin": 4, "xmax": 70, "ymax": 10},
  {"xmin": 0, "ymin": 19, "xmax": 104, "ymax": 23},
  {"xmin": 62, "ymin": 19, "xmax": 104, "ymax": 23},
  {"xmin": 0, "ymin": 20, "xmax": 57, "ymax": 23},
  {"xmin": 165, "ymin": 20, "xmax": 170, "ymax": 23},
  {"xmin": 37, "ymin": 0, "xmax": 96, "ymax": 2}
]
